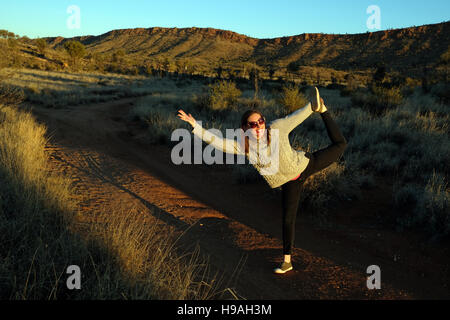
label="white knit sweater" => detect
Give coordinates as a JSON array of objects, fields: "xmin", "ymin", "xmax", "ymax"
[{"xmin": 191, "ymin": 103, "xmax": 313, "ymax": 188}]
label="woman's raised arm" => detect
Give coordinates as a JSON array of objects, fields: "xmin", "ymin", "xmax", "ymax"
[
  {"xmin": 177, "ymin": 109, "xmax": 197, "ymax": 128},
  {"xmin": 177, "ymin": 109, "xmax": 243, "ymax": 155}
]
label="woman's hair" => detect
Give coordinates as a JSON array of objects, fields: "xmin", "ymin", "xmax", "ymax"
[{"xmin": 240, "ymin": 109, "xmax": 271, "ymax": 155}]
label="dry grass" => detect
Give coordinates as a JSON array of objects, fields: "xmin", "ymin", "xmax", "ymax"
[
  {"xmin": 0, "ymin": 68, "xmax": 152, "ymax": 108},
  {"xmin": 0, "ymin": 102, "xmax": 223, "ymax": 299}
]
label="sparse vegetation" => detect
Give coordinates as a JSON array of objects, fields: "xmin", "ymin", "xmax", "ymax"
[
  {"xmin": 0, "ymin": 83, "xmax": 221, "ymax": 300},
  {"xmin": 0, "ymin": 68, "xmax": 154, "ymax": 108}
]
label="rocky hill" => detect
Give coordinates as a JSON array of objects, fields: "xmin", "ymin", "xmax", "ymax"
[{"xmin": 44, "ymin": 21, "xmax": 450, "ymax": 79}]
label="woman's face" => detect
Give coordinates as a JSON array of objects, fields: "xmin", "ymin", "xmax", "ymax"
[{"xmin": 245, "ymin": 112, "xmax": 266, "ymax": 140}]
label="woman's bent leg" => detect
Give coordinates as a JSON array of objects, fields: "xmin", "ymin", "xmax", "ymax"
[{"xmin": 307, "ymin": 111, "xmax": 347, "ymax": 174}]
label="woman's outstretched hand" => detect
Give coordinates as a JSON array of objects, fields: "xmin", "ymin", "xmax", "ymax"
[{"xmin": 177, "ymin": 109, "xmax": 197, "ymax": 128}]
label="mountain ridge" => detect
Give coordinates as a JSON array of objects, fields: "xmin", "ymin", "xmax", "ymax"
[{"xmin": 44, "ymin": 21, "xmax": 450, "ymax": 79}]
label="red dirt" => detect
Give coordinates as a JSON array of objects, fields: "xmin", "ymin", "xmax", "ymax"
[{"xmin": 29, "ymin": 97, "xmax": 450, "ymax": 299}]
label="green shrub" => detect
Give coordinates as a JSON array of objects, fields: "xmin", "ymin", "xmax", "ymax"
[
  {"xmin": 63, "ymin": 40, "xmax": 85, "ymax": 66},
  {"xmin": 277, "ymin": 84, "xmax": 308, "ymax": 113},
  {"xmin": 207, "ymin": 80, "xmax": 241, "ymax": 111}
]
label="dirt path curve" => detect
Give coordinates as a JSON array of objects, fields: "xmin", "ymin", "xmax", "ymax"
[{"xmin": 29, "ymin": 97, "xmax": 450, "ymax": 299}]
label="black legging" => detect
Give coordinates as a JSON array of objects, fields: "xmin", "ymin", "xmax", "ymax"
[{"xmin": 281, "ymin": 111, "xmax": 348, "ymax": 255}]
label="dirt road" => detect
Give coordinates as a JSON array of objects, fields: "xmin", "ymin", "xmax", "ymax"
[{"xmin": 29, "ymin": 97, "xmax": 450, "ymax": 299}]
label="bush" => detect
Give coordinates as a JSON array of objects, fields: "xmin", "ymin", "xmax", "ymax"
[
  {"xmin": 394, "ymin": 173, "xmax": 449, "ymax": 239},
  {"xmin": 63, "ymin": 40, "xmax": 85, "ymax": 66},
  {"xmin": 277, "ymin": 84, "xmax": 308, "ymax": 113},
  {"xmin": 351, "ymin": 85, "xmax": 403, "ymax": 115},
  {"xmin": 341, "ymin": 74, "xmax": 359, "ymax": 96},
  {"xmin": 0, "ymin": 84, "xmax": 24, "ymax": 105},
  {"xmin": 208, "ymin": 80, "xmax": 241, "ymax": 112},
  {"xmin": 35, "ymin": 38, "xmax": 47, "ymax": 55}
]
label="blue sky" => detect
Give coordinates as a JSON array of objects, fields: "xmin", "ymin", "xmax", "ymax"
[{"xmin": 1, "ymin": 0, "xmax": 449, "ymax": 39}]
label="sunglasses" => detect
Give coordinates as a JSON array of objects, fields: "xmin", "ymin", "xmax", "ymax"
[{"xmin": 247, "ymin": 117, "xmax": 265, "ymax": 129}]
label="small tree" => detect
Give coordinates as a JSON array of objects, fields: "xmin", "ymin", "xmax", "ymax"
[
  {"xmin": 63, "ymin": 40, "xmax": 85, "ymax": 67},
  {"xmin": 287, "ymin": 61, "xmax": 300, "ymax": 81},
  {"xmin": 277, "ymin": 84, "xmax": 308, "ymax": 113},
  {"xmin": 215, "ymin": 65, "xmax": 223, "ymax": 79},
  {"xmin": 0, "ymin": 30, "xmax": 9, "ymax": 38},
  {"xmin": 112, "ymin": 49, "xmax": 125, "ymax": 63},
  {"xmin": 35, "ymin": 38, "xmax": 47, "ymax": 56},
  {"xmin": 176, "ymin": 59, "xmax": 187, "ymax": 76},
  {"xmin": 341, "ymin": 73, "xmax": 358, "ymax": 96},
  {"xmin": 207, "ymin": 80, "xmax": 241, "ymax": 111},
  {"xmin": 92, "ymin": 52, "xmax": 105, "ymax": 72},
  {"xmin": 440, "ymin": 46, "xmax": 450, "ymax": 64},
  {"xmin": 7, "ymin": 38, "xmax": 18, "ymax": 49},
  {"xmin": 162, "ymin": 57, "xmax": 173, "ymax": 75},
  {"xmin": 268, "ymin": 66, "xmax": 276, "ymax": 80},
  {"xmin": 373, "ymin": 65, "xmax": 386, "ymax": 84},
  {"xmin": 249, "ymin": 66, "xmax": 260, "ymax": 99}
]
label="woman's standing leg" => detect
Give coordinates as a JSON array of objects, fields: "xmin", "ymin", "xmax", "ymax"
[
  {"xmin": 281, "ymin": 178, "xmax": 304, "ymax": 257},
  {"xmin": 275, "ymin": 110, "xmax": 347, "ymax": 274},
  {"xmin": 273, "ymin": 177, "xmax": 304, "ymax": 273}
]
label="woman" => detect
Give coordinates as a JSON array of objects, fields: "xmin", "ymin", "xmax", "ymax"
[{"xmin": 177, "ymin": 87, "xmax": 347, "ymax": 274}]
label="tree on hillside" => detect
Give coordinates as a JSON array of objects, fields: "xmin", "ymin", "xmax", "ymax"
[
  {"xmin": 185, "ymin": 61, "xmax": 196, "ymax": 76},
  {"xmin": 162, "ymin": 57, "xmax": 173, "ymax": 76},
  {"xmin": 215, "ymin": 65, "xmax": 223, "ymax": 79},
  {"xmin": 248, "ymin": 64, "xmax": 262, "ymax": 99},
  {"xmin": 20, "ymin": 36, "xmax": 31, "ymax": 44},
  {"xmin": 268, "ymin": 65, "xmax": 276, "ymax": 80},
  {"xmin": 7, "ymin": 38, "xmax": 18, "ymax": 49},
  {"xmin": 373, "ymin": 65, "xmax": 386, "ymax": 84},
  {"xmin": 0, "ymin": 30, "xmax": 18, "ymax": 39},
  {"xmin": 35, "ymin": 38, "xmax": 47, "ymax": 56},
  {"xmin": 63, "ymin": 40, "xmax": 85, "ymax": 67},
  {"xmin": 287, "ymin": 61, "xmax": 301, "ymax": 81},
  {"xmin": 176, "ymin": 59, "xmax": 193, "ymax": 78},
  {"xmin": 112, "ymin": 49, "xmax": 125, "ymax": 63},
  {"xmin": 440, "ymin": 46, "xmax": 450, "ymax": 64},
  {"xmin": 154, "ymin": 57, "xmax": 164, "ymax": 77},
  {"xmin": 92, "ymin": 52, "xmax": 105, "ymax": 72}
]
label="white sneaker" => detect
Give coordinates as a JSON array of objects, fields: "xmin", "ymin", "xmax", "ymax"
[
  {"xmin": 273, "ymin": 262, "xmax": 293, "ymax": 274},
  {"xmin": 318, "ymin": 98, "xmax": 328, "ymax": 113},
  {"xmin": 307, "ymin": 86, "xmax": 321, "ymax": 112}
]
